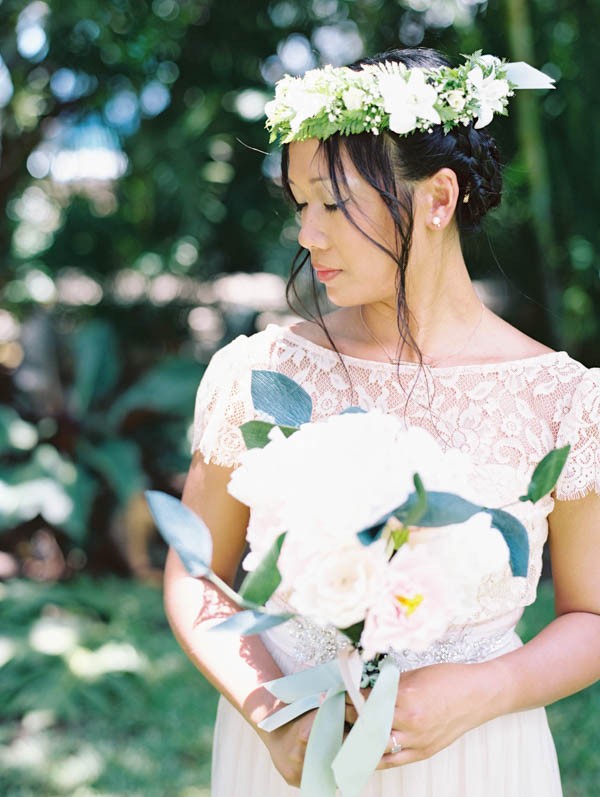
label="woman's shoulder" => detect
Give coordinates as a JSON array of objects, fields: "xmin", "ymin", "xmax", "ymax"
[{"xmin": 206, "ymin": 324, "xmax": 287, "ymax": 369}]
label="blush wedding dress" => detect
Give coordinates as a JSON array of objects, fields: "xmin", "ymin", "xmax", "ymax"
[{"xmin": 190, "ymin": 324, "xmax": 599, "ymax": 797}]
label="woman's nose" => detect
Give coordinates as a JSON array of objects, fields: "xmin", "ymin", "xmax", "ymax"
[{"xmin": 297, "ymin": 207, "xmax": 328, "ymax": 251}]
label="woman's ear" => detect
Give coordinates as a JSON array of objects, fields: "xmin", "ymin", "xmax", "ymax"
[{"xmin": 419, "ymin": 168, "xmax": 460, "ymax": 231}]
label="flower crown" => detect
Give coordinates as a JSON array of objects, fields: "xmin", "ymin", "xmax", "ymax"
[{"xmin": 265, "ymin": 52, "xmax": 554, "ymax": 144}]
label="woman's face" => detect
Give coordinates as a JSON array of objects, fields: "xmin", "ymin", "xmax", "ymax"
[{"xmin": 286, "ymin": 139, "xmax": 401, "ymax": 309}]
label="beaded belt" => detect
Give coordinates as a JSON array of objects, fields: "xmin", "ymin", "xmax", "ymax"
[
  {"xmin": 280, "ymin": 614, "xmax": 518, "ymax": 670},
  {"xmin": 387, "ymin": 626, "xmax": 519, "ymax": 671}
]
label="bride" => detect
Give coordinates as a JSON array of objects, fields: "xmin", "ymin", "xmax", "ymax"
[{"xmin": 164, "ymin": 48, "xmax": 600, "ymax": 795}]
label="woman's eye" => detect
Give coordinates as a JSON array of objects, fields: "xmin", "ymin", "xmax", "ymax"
[
  {"xmin": 324, "ymin": 199, "xmax": 348, "ymax": 212},
  {"xmin": 294, "ymin": 202, "xmax": 307, "ymax": 214}
]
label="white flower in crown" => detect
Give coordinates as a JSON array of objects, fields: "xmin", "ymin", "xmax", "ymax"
[
  {"xmin": 445, "ymin": 89, "xmax": 466, "ymax": 112},
  {"xmin": 285, "ymin": 79, "xmax": 332, "ymax": 133},
  {"xmin": 342, "ymin": 85, "xmax": 366, "ymax": 112},
  {"xmin": 467, "ymin": 64, "xmax": 511, "ymax": 129},
  {"xmin": 376, "ymin": 67, "xmax": 441, "ymax": 135}
]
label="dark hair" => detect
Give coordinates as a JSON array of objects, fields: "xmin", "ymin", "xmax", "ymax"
[{"xmin": 281, "ymin": 46, "xmax": 503, "ymax": 364}]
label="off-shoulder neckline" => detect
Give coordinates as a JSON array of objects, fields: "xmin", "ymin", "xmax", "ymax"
[{"xmin": 265, "ymin": 324, "xmax": 570, "ymax": 373}]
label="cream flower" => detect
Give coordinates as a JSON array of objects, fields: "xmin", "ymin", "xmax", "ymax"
[
  {"xmin": 377, "ymin": 68, "xmax": 441, "ymax": 134},
  {"xmin": 467, "ymin": 65, "xmax": 510, "ymax": 129},
  {"xmin": 288, "ymin": 540, "xmax": 388, "ymax": 629}
]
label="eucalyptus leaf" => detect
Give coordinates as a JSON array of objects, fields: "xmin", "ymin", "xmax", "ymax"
[
  {"xmin": 404, "ymin": 473, "xmax": 429, "ymax": 525},
  {"xmin": 486, "ymin": 508, "xmax": 530, "ymax": 578},
  {"xmin": 251, "ymin": 370, "xmax": 312, "ymax": 426},
  {"xmin": 145, "ymin": 490, "xmax": 213, "ymax": 577},
  {"xmin": 357, "ymin": 514, "xmax": 392, "ymax": 546},
  {"xmin": 341, "ymin": 407, "xmax": 367, "ymax": 414},
  {"xmin": 519, "ymin": 445, "xmax": 571, "ymax": 503},
  {"xmin": 239, "ymin": 533, "xmax": 286, "ymax": 604},
  {"xmin": 211, "ymin": 609, "xmax": 293, "ymax": 635},
  {"xmin": 396, "ymin": 491, "xmax": 482, "ymax": 527},
  {"xmin": 240, "ymin": 420, "xmax": 297, "ymax": 450}
]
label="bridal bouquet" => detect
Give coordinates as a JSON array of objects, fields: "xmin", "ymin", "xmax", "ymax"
[{"xmin": 147, "ymin": 370, "xmax": 569, "ymax": 797}]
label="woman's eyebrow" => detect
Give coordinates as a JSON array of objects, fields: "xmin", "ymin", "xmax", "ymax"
[{"xmin": 287, "ymin": 177, "xmax": 330, "ymax": 185}]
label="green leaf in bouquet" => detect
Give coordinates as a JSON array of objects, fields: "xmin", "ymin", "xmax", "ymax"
[
  {"xmin": 393, "ymin": 473, "xmax": 429, "ymax": 525},
  {"xmin": 341, "ymin": 407, "xmax": 366, "ymax": 414},
  {"xmin": 145, "ymin": 490, "xmax": 213, "ymax": 577},
  {"xmin": 239, "ymin": 533, "xmax": 286, "ymax": 604},
  {"xmin": 519, "ymin": 445, "xmax": 571, "ymax": 504},
  {"xmin": 390, "ymin": 526, "xmax": 410, "ymax": 551},
  {"xmin": 211, "ymin": 609, "xmax": 293, "ymax": 635},
  {"xmin": 486, "ymin": 508, "xmax": 530, "ymax": 578},
  {"xmin": 340, "ymin": 621, "xmax": 364, "ymax": 646},
  {"xmin": 356, "ymin": 513, "xmax": 393, "ymax": 546},
  {"xmin": 396, "ymin": 491, "xmax": 482, "ymax": 527},
  {"xmin": 240, "ymin": 420, "xmax": 297, "ymax": 449},
  {"xmin": 251, "ymin": 370, "xmax": 313, "ymax": 426}
]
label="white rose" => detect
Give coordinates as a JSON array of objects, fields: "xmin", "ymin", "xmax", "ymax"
[
  {"xmin": 342, "ymin": 86, "xmax": 365, "ymax": 112},
  {"xmin": 288, "ymin": 540, "xmax": 388, "ymax": 629},
  {"xmin": 445, "ymin": 90, "xmax": 466, "ymax": 112}
]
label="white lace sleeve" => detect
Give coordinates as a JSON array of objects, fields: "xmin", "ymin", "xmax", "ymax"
[
  {"xmin": 190, "ymin": 335, "xmax": 255, "ymax": 468},
  {"xmin": 555, "ymin": 367, "xmax": 600, "ymax": 500}
]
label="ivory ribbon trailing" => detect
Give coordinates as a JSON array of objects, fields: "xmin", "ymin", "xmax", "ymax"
[{"xmin": 258, "ymin": 651, "xmax": 401, "ymax": 797}]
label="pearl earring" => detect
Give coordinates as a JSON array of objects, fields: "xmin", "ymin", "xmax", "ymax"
[{"xmin": 432, "ymin": 215, "xmax": 441, "ymax": 229}]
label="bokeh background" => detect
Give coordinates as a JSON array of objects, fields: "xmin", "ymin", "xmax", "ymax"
[{"xmin": 0, "ymin": 1, "xmax": 598, "ymax": 795}]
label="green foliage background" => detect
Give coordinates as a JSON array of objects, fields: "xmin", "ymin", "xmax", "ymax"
[{"xmin": 0, "ymin": 2, "xmax": 598, "ymax": 558}]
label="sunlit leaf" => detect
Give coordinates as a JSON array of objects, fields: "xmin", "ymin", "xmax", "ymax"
[
  {"xmin": 519, "ymin": 446, "xmax": 571, "ymax": 503},
  {"xmin": 251, "ymin": 370, "xmax": 312, "ymax": 426},
  {"xmin": 145, "ymin": 490, "xmax": 212, "ymax": 577},
  {"xmin": 239, "ymin": 533, "xmax": 286, "ymax": 604}
]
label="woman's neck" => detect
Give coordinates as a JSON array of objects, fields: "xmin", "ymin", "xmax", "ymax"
[{"xmin": 358, "ymin": 251, "xmax": 485, "ymax": 365}]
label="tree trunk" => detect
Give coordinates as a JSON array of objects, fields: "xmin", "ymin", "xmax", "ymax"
[{"xmin": 504, "ymin": 0, "xmax": 564, "ymax": 348}]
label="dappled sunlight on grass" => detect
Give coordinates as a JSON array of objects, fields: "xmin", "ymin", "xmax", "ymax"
[
  {"xmin": 0, "ymin": 577, "xmax": 218, "ymax": 796},
  {"xmin": 0, "ymin": 577, "xmax": 597, "ymax": 795}
]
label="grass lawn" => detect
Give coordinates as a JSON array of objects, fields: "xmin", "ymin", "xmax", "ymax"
[{"xmin": 0, "ymin": 577, "xmax": 598, "ymax": 796}]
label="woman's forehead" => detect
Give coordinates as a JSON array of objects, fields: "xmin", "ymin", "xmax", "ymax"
[{"xmin": 288, "ymin": 140, "xmax": 362, "ymax": 189}]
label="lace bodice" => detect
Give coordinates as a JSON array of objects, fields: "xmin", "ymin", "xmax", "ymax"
[{"xmin": 190, "ymin": 324, "xmax": 600, "ymax": 637}]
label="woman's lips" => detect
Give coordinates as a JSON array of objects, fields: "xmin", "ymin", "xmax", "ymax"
[{"xmin": 314, "ymin": 267, "xmax": 342, "ymax": 283}]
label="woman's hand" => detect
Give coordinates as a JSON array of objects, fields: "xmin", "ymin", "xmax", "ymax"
[
  {"xmin": 345, "ymin": 661, "xmax": 501, "ymax": 768},
  {"xmin": 257, "ymin": 709, "xmax": 319, "ymax": 787}
]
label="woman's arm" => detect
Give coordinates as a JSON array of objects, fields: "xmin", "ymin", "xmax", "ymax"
[
  {"xmin": 370, "ymin": 491, "xmax": 600, "ymax": 767},
  {"xmin": 163, "ymin": 452, "xmax": 317, "ymax": 785}
]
